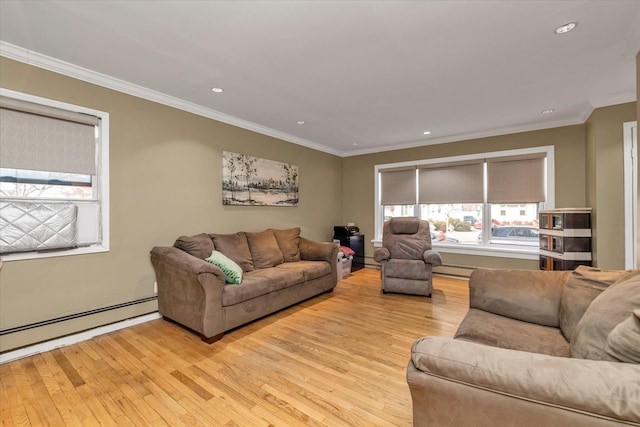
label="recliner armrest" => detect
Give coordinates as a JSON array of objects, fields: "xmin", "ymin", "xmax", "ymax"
[
  {"xmin": 423, "ymin": 249, "xmax": 442, "ymax": 266},
  {"xmin": 373, "ymin": 247, "xmax": 390, "ymax": 262}
]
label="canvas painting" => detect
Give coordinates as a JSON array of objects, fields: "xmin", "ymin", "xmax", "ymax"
[{"xmin": 222, "ymin": 151, "xmax": 299, "ymax": 206}]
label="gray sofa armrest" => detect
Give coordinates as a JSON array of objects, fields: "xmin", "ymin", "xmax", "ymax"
[
  {"xmin": 410, "ymin": 336, "xmax": 640, "ymax": 424},
  {"xmin": 150, "ymin": 246, "xmax": 226, "ymax": 338},
  {"xmin": 469, "ymin": 268, "xmax": 572, "ymax": 327},
  {"xmin": 299, "ymin": 237, "xmax": 338, "ymax": 263},
  {"xmin": 373, "ymin": 247, "xmax": 390, "ymax": 263},
  {"xmin": 423, "ymin": 249, "xmax": 442, "ymax": 266}
]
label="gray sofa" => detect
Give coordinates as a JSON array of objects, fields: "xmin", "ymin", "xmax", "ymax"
[
  {"xmin": 407, "ymin": 266, "xmax": 640, "ymax": 427},
  {"xmin": 150, "ymin": 228, "xmax": 338, "ymax": 343}
]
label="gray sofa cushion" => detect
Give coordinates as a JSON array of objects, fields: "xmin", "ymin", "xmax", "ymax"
[
  {"xmin": 571, "ymin": 270, "xmax": 640, "ymax": 360},
  {"xmin": 245, "ymin": 229, "xmax": 284, "ymax": 268},
  {"xmin": 174, "ymin": 233, "xmax": 214, "ymax": 259},
  {"xmin": 559, "ymin": 266, "xmax": 628, "ymax": 341},
  {"xmin": 606, "ymin": 309, "xmax": 640, "ymax": 363},
  {"xmin": 276, "ymin": 260, "xmax": 331, "ymax": 281},
  {"xmin": 270, "ymin": 227, "xmax": 301, "ymax": 262},
  {"xmin": 454, "ymin": 308, "xmax": 570, "ymax": 357},
  {"xmin": 210, "ymin": 232, "xmax": 255, "ymax": 272}
]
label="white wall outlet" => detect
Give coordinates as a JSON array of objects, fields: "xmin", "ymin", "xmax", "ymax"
[{"xmin": 153, "ymin": 281, "xmax": 158, "ymax": 294}]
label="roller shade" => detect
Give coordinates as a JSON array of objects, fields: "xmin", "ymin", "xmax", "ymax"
[
  {"xmin": 487, "ymin": 157, "xmax": 545, "ymax": 203},
  {"xmin": 0, "ymin": 96, "xmax": 98, "ymax": 175},
  {"xmin": 418, "ymin": 162, "xmax": 483, "ymax": 203},
  {"xmin": 380, "ymin": 168, "xmax": 416, "ymax": 205}
]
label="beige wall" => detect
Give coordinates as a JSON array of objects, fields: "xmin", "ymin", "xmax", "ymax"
[
  {"xmin": 343, "ymin": 125, "xmax": 588, "ymax": 273},
  {"xmin": 0, "ymin": 53, "xmax": 636, "ymax": 352},
  {"xmin": 0, "ymin": 58, "xmax": 343, "ymax": 351},
  {"xmin": 585, "ymin": 102, "xmax": 636, "ymax": 269}
]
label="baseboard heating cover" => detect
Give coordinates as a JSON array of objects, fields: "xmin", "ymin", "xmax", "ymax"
[{"xmin": 0, "ymin": 200, "xmax": 77, "ymax": 253}]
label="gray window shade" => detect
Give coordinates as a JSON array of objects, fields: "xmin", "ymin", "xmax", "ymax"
[
  {"xmin": 418, "ymin": 162, "xmax": 483, "ymax": 203},
  {"xmin": 487, "ymin": 157, "xmax": 545, "ymax": 203},
  {"xmin": 380, "ymin": 168, "xmax": 416, "ymax": 205},
  {"xmin": 0, "ymin": 96, "xmax": 98, "ymax": 175}
]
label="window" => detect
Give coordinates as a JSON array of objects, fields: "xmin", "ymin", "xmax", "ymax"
[
  {"xmin": 374, "ymin": 147, "xmax": 554, "ymax": 258},
  {"xmin": 0, "ymin": 88, "xmax": 109, "ymax": 260}
]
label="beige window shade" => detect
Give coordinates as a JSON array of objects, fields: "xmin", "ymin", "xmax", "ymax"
[
  {"xmin": 487, "ymin": 157, "xmax": 545, "ymax": 203},
  {"xmin": 380, "ymin": 168, "xmax": 416, "ymax": 205},
  {"xmin": 0, "ymin": 96, "xmax": 98, "ymax": 175},
  {"xmin": 418, "ymin": 163, "xmax": 484, "ymax": 204}
]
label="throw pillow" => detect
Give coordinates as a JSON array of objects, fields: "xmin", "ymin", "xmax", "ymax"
[
  {"xmin": 605, "ymin": 309, "xmax": 640, "ymax": 363},
  {"xmin": 173, "ymin": 233, "xmax": 214, "ymax": 259},
  {"xmin": 204, "ymin": 250, "xmax": 243, "ymax": 284},
  {"xmin": 209, "ymin": 232, "xmax": 255, "ymax": 272},
  {"xmin": 570, "ymin": 270, "xmax": 640, "ymax": 360},
  {"xmin": 245, "ymin": 230, "xmax": 284, "ymax": 268},
  {"xmin": 559, "ymin": 266, "xmax": 628, "ymax": 341},
  {"xmin": 270, "ymin": 228, "xmax": 301, "ymax": 262}
]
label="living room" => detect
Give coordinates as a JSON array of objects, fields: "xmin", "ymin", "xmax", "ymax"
[{"xmin": 0, "ymin": 1, "xmax": 639, "ymax": 425}]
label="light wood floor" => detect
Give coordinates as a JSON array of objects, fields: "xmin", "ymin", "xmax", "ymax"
[{"xmin": 0, "ymin": 268, "xmax": 469, "ymax": 426}]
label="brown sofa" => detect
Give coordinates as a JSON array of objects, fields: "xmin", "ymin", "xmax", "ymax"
[
  {"xmin": 150, "ymin": 228, "xmax": 338, "ymax": 343},
  {"xmin": 407, "ymin": 267, "xmax": 640, "ymax": 427}
]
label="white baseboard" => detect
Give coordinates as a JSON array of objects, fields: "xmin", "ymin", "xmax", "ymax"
[{"xmin": 0, "ymin": 312, "xmax": 161, "ymax": 364}]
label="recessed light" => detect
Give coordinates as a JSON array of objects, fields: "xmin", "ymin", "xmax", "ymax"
[
  {"xmin": 423, "ymin": 131, "xmax": 431, "ymax": 135},
  {"xmin": 555, "ymin": 22, "xmax": 577, "ymax": 34},
  {"xmin": 211, "ymin": 87, "xmax": 223, "ymax": 93},
  {"xmin": 297, "ymin": 121, "xmax": 305, "ymax": 125},
  {"xmin": 353, "ymin": 142, "xmax": 359, "ymax": 146},
  {"xmin": 542, "ymin": 109, "xmax": 554, "ymax": 114}
]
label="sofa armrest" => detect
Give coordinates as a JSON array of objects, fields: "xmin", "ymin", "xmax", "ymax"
[
  {"xmin": 150, "ymin": 246, "xmax": 226, "ymax": 338},
  {"xmin": 410, "ymin": 336, "xmax": 640, "ymax": 423},
  {"xmin": 469, "ymin": 268, "xmax": 571, "ymax": 327},
  {"xmin": 299, "ymin": 237, "xmax": 338, "ymax": 263}
]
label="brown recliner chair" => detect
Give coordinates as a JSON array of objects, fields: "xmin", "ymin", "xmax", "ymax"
[{"xmin": 373, "ymin": 217, "xmax": 442, "ymax": 297}]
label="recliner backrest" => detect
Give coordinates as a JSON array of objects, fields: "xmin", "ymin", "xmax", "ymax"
[{"xmin": 383, "ymin": 217, "xmax": 431, "ymax": 260}]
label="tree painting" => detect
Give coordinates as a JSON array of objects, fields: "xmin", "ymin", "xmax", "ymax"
[{"xmin": 222, "ymin": 151, "xmax": 299, "ymax": 206}]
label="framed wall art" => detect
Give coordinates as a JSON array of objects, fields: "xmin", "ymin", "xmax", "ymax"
[{"xmin": 222, "ymin": 151, "xmax": 299, "ymax": 206}]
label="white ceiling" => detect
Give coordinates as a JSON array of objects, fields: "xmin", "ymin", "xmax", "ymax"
[{"xmin": 1, "ymin": 1, "xmax": 639, "ymax": 157}]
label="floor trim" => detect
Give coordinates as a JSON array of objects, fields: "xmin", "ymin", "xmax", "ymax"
[{"xmin": 0, "ymin": 312, "xmax": 161, "ymax": 364}]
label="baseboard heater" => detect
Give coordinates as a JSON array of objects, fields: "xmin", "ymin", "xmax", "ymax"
[{"xmin": 0, "ymin": 296, "xmax": 158, "ymax": 336}]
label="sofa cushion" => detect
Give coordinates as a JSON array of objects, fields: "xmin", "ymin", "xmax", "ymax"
[
  {"xmin": 276, "ymin": 260, "xmax": 331, "ymax": 281},
  {"xmin": 454, "ymin": 308, "xmax": 570, "ymax": 357},
  {"xmin": 270, "ymin": 227, "xmax": 301, "ymax": 262},
  {"xmin": 385, "ymin": 259, "xmax": 431, "ymax": 280},
  {"xmin": 210, "ymin": 232, "xmax": 254, "ymax": 272},
  {"xmin": 221, "ymin": 268, "xmax": 304, "ymax": 306},
  {"xmin": 571, "ymin": 270, "xmax": 640, "ymax": 360},
  {"xmin": 174, "ymin": 233, "xmax": 214, "ymax": 259},
  {"xmin": 559, "ymin": 266, "xmax": 627, "ymax": 341},
  {"xmin": 204, "ymin": 250, "xmax": 243, "ymax": 284},
  {"xmin": 245, "ymin": 230, "xmax": 285, "ymax": 268},
  {"xmin": 605, "ymin": 309, "xmax": 640, "ymax": 363},
  {"xmin": 222, "ymin": 274, "xmax": 270, "ymax": 306}
]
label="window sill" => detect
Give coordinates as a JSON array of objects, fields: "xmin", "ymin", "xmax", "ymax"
[
  {"xmin": 371, "ymin": 239, "xmax": 539, "ymax": 260},
  {"xmin": 0, "ymin": 244, "xmax": 109, "ymax": 262}
]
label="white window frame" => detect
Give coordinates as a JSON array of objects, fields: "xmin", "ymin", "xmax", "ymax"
[
  {"xmin": 0, "ymin": 88, "xmax": 110, "ymax": 261},
  {"xmin": 374, "ymin": 146, "xmax": 555, "ymax": 260}
]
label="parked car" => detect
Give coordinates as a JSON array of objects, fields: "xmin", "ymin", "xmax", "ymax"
[{"xmin": 477, "ymin": 226, "xmax": 539, "ymax": 246}]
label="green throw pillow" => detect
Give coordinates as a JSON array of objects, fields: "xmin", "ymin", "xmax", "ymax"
[{"xmin": 205, "ymin": 250, "xmax": 243, "ymax": 284}]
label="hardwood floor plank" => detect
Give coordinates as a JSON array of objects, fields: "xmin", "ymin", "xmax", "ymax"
[{"xmin": 0, "ymin": 269, "xmax": 469, "ymax": 426}]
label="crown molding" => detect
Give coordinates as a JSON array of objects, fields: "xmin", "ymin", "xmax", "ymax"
[
  {"xmin": 0, "ymin": 41, "xmax": 342, "ymax": 157},
  {"xmin": 343, "ymin": 117, "xmax": 585, "ymax": 157}
]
